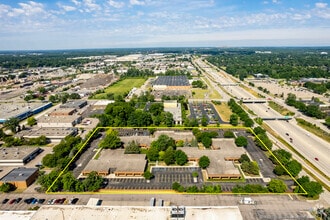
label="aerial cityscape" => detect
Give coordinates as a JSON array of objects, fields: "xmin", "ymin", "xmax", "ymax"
[{"xmin": 0, "ymin": 1, "xmax": 330, "ymax": 220}]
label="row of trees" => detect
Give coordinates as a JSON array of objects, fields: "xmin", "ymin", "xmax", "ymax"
[
  {"xmin": 228, "ymin": 99, "xmax": 254, "ymax": 127},
  {"xmin": 206, "ymin": 52, "xmax": 329, "ymax": 80},
  {"xmin": 97, "ymin": 101, "xmax": 174, "ymax": 127},
  {"xmin": 253, "ymin": 126, "xmax": 273, "ymax": 151},
  {"xmin": 192, "ymin": 80, "xmax": 207, "ymax": 89},
  {"xmin": 285, "ymin": 93, "xmax": 326, "ymax": 119},
  {"xmin": 303, "ymin": 81, "xmax": 330, "ymax": 95},
  {"xmin": 192, "ymin": 129, "xmax": 218, "ymax": 148},
  {"xmin": 172, "ymin": 182, "xmax": 222, "ymax": 193},
  {"xmin": 146, "ymin": 135, "xmax": 189, "ymax": 165},
  {"xmin": 270, "ymin": 149, "xmax": 302, "ymax": 177},
  {"xmin": 37, "ymin": 170, "xmax": 104, "ymax": 192},
  {"xmin": 42, "ymin": 136, "xmax": 82, "ymax": 168},
  {"xmin": 232, "ymin": 179, "xmax": 287, "ymax": 193}
]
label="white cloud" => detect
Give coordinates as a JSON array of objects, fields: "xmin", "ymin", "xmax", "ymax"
[
  {"xmin": 315, "ymin": 2, "xmax": 327, "ymax": 8},
  {"xmin": 71, "ymin": 0, "xmax": 81, "ymax": 6},
  {"xmin": 130, "ymin": 0, "xmax": 145, "ymax": 6},
  {"xmin": 83, "ymin": 0, "xmax": 101, "ymax": 12},
  {"xmin": 272, "ymin": 0, "xmax": 280, "ymax": 4},
  {"xmin": 57, "ymin": 3, "xmax": 76, "ymax": 12},
  {"xmin": 108, "ymin": 0, "xmax": 125, "ymax": 8},
  {"xmin": 6, "ymin": 1, "xmax": 46, "ymax": 17},
  {"xmin": 0, "ymin": 4, "xmax": 10, "ymax": 17}
]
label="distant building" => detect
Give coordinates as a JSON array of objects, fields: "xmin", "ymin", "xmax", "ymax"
[
  {"xmin": 37, "ymin": 115, "xmax": 82, "ymax": 128},
  {"xmin": 164, "ymin": 100, "xmax": 182, "ymax": 125},
  {"xmin": 0, "ymin": 167, "xmax": 38, "ymax": 189},
  {"xmin": 151, "ymin": 76, "xmax": 191, "ymax": 100},
  {"xmin": 17, "ymin": 127, "xmax": 78, "ymax": 142},
  {"xmin": 60, "ymin": 100, "xmax": 87, "ymax": 109},
  {"xmin": 0, "ymin": 147, "xmax": 43, "ymax": 166}
]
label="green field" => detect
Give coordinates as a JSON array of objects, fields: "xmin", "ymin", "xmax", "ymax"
[{"xmin": 93, "ymin": 78, "xmax": 146, "ymax": 99}]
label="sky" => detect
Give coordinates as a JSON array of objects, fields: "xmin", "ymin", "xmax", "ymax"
[{"xmin": 0, "ymin": 0, "xmax": 330, "ymax": 50}]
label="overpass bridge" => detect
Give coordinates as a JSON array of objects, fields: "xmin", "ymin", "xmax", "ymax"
[
  {"xmin": 261, "ymin": 116, "xmax": 293, "ymax": 121},
  {"xmin": 220, "ymin": 83, "xmax": 239, "ymax": 86},
  {"xmin": 242, "ymin": 99, "xmax": 267, "ymax": 103}
]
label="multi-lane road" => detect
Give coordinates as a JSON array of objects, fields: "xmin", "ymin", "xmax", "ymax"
[{"xmin": 195, "ymin": 58, "xmax": 330, "ymax": 188}]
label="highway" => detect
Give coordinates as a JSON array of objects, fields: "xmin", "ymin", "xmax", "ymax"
[{"xmin": 195, "ymin": 58, "xmax": 330, "ymax": 187}]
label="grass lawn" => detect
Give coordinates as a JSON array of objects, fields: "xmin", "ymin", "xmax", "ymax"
[
  {"xmin": 213, "ymin": 102, "xmax": 232, "ymax": 122},
  {"xmin": 268, "ymin": 101, "xmax": 295, "ymax": 116},
  {"xmin": 240, "ymin": 84, "xmax": 260, "ymax": 98},
  {"xmin": 93, "ymin": 78, "xmax": 146, "ymax": 99},
  {"xmin": 192, "ymin": 77, "xmax": 221, "ymax": 99}
]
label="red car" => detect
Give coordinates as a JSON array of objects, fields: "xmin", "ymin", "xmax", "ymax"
[
  {"xmin": 315, "ymin": 157, "xmax": 319, "ymax": 161},
  {"xmin": 9, "ymin": 199, "xmax": 16, "ymax": 204}
]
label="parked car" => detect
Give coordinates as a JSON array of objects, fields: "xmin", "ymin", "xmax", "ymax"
[
  {"xmin": 31, "ymin": 198, "xmax": 38, "ymax": 204},
  {"xmin": 69, "ymin": 198, "xmax": 79, "ymax": 205},
  {"xmin": 24, "ymin": 198, "xmax": 34, "ymax": 204},
  {"xmin": 2, "ymin": 198, "xmax": 9, "ymax": 204},
  {"xmin": 9, "ymin": 199, "xmax": 16, "ymax": 204},
  {"xmin": 15, "ymin": 198, "xmax": 22, "ymax": 204},
  {"xmin": 38, "ymin": 199, "xmax": 45, "ymax": 204}
]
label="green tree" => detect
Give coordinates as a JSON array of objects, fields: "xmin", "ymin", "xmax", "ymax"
[
  {"xmin": 230, "ymin": 114, "xmax": 239, "ymax": 126},
  {"xmin": 201, "ymin": 116, "xmax": 208, "ymax": 127},
  {"xmin": 239, "ymin": 154, "xmax": 250, "ymax": 163},
  {"xmin": 270, "ymin": 149, "xmax": 292, "ymax": 165},
  {"xmin": 286, "ymin": 159, "xmax": 302, "ymax": 177},
  {"xmin": 163, "ymin": 147, "xmax": 175, "ymax": 165},
  {"xmin": 4, "ymin": 117, "xmax": 20, "ymax": 133},
  {"xmin": 201, "ymin": 135, "xmax": 212, "ymax": 148},
  {"xmin": 223, "ymin": 130, "xmax": 235, "ymax": 138},
  {"xmin": 82, "ymin": 171, "xmax": 104, "ymax": 192},
  {"xmin": 62, "ymin": 172, "xmax": 78, "ymax": 192},
  {"xmin": 325, "ymin": 116, "xmax": 330, "ymax": 128},
  {"xmin": 273, "ymin": 165, "xmax": 286, "ymax": 176},
  {"xmin": 27, "ymin": 116, "xmax": 37, "ymax": 126},
  {"xmin": 143, "ymin": 170, "xmax": 154, "ymax": 180},
  {"xmin": 199, "ymin": 155, "xmax": 210, "ymax": 169},
  {"xmin": 267, "ymin": 179, "xmax": 287, "ymax": 193},
  {"xmin": 147, "ymin": 146, "xmax": 159, "ymax": 161},
  {"xmin": 241, "ymin": 161, "xmax": 259, "ymax": 175},
  {"xmin": 150, "ymin": 134, "xmax": 176, "ymax": 151},
  {"xmin": 235, "ymin": 136, "xmax": 248, "ymax": 147},
  {"xmin": 99, "ymin": 129, "xmax": 122, "ymax": 149},
  {"xmin": 0, "ymin": 183, "xmax": 15, "ymax": 192},
  {"xmin": 124, "ymin": 141, "xmax": 140, "ymax": 154},
  {"xmin": 175, "ymin": 150, "xmax": 188, "ymax": 166}
]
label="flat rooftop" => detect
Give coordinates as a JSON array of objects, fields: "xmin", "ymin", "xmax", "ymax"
[
  {"xmin": 17, "ymin": 127, "xmax": 77, "ymax": 138},
  {"xmin": 0, "ymin": 167, "xmax": 38, "ymax": 182},
  {"xmin": 37, "ymin": 115, "xmax": 81, "ymax": 124},
  {"xmin": 153, "ymin": 76, "xmax": 190, "ymax": 86},
  {"xmin": 83, "ymin": 149, "xmax": 146, "ymax": 174},
  {"xmin": 181, "ymin": 139, "xmax": 246, "ymax": 175},
  {"xmin": 30, "ymin": 206, "xmax": 243, "ymax": 220},
  {"xmin": 0, "ymin": 147, "xmax": 40, "ymax": 162},
  {"xmin": 0, "ymin": 102, "xmax": 47, "ymax": 120}
]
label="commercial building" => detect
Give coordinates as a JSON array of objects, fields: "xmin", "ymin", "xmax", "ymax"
[
  {"xmin": 82, "ymin": 149, "xmax": 147, "ymax": 177},
  {"xmin": 0, "ymin": 102, "xmax": 52, "ymax": 123},
  {"xmin": 0, "ymin": 167, "xmax": 38, "ymax": 189},
  {"xmin": 163, "ymin": 100, "xmax": 182, "ymax": 125},
  {"xmin": 17, "ymin": 127, "xmax": 78, "ymax": 142},
  {"xmin": 181, "ymin": 139, "xmax": 246, "ymax": 180},
  {"xmin": 0, "ymin": 147, "xmax": 43, "ymax": 166},
  {"xmin": 37, "ymin": 115, "xmax": 82, "ymax": 128},
  {"xmin": 28, "ymin": 205, "xmax": 243, "ymax": 220},
  {"xmin": 151, "ymin": 76, "xmax": 191, "ymax": 100},
  {"xmin": 60, "ymin": 100, "xmax": 87, "ymax": 109}
]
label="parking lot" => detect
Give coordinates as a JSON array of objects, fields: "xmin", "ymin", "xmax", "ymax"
[
  {"xmin": 189, "ymin": 102, "xmax": 224, "ymax": 124},
  {"xmin": 0, "ymin": 195, "xmax": 81, "ymax": 211},
  {"xmin": 106, "ymin": 167, "xmax": 202, "ymax": 190}
]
